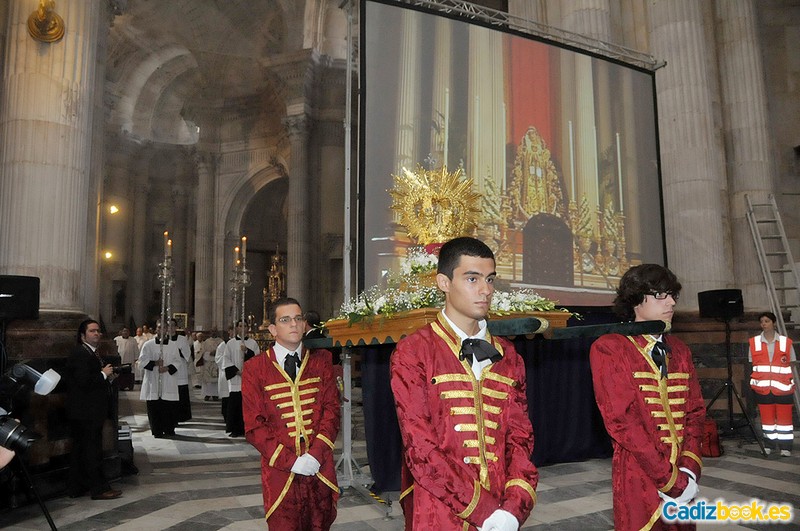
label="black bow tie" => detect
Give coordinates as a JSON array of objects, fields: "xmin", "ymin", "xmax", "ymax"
[
  {"xmin": 460, "ymin": 338, "xmax": 502, "ymax": 364},
  {"xmin": 652, "ymin": 339, "xmax": 671, "ymax": 379},
  {"xmin": 284, "ymin": 352, "xmax": 301, "ymax": 381}
]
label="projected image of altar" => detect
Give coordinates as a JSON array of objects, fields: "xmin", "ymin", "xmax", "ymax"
[{"xmin": 362, "ymin": 1, "xmax": 665, "ymax": 305}]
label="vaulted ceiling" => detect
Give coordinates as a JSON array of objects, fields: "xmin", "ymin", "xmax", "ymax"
[{"xmin": 104, "ymin": 0, "xmax": 342, "ymax": 144}]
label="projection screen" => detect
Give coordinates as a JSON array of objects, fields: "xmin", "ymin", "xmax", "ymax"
[{"xmin": 360, "ymin": 0, "xmax": 665, "ymax": 306}]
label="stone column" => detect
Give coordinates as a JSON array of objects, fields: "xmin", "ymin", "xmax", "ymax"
[
  {"xmin": 508, "ymin": 0, "xmax": 546, "ymax": 24},
  {"xmin": 430, "ymin": 18, "xmax": 452, "ymax": 167},
  {"xmin": 716, "ymin": 0, "xmax": 776, "ymax": 308},
  {"xmin": 395, "ymin": 9, "xmax": 420, "ymax": 171},
  {"xmin": 649, "ymin": 0, "xmax": 733, "ymax": 306},
  {"xmin": 130, "ymin": 154, "xmax": 150, "ymax": 325},
  {"xmin": 559, "ymin": 0, "xmax": 612, "ymax": 42},
  {"xmin": 284, "ymin": 113, "xmax": 310, "ymax": 304},
  {"xmin": 193, "ymin": 152, "xmax": 216, "ymax": 330},
  {"xmin": 0, "ymin": 0, "xmax": 104, "ymax": 313},
  {"xmin": 171, "ymin": 185, "xmax": 189, "ymax": 313}
]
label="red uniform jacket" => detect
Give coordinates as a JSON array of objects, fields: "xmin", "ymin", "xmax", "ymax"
[
  {"xmin": 590, "ymin": 334, "xmax": 705, "ymax": 531},
  {"xmin": 242, "ymin": 347, "xmax": 340, "ymax": 520},
  {"xmin": 391, "ymin": 314, "xmax": 538, "ymax": 530}
]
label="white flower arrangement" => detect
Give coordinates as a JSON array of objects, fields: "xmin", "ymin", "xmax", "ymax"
[
  {"xmin": 400, "ymin": 247, "xmax": 439, "ymax": 275},
  {"xmin": 335, "ymin": 247, "xmax": 562, "ymax": 324}
]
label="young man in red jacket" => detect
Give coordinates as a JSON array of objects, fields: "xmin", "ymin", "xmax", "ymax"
[
  {"xmin": 391, "ymin": 237, "xmax": 538, "ymax": 531},
  {"xmin": 243, "ymin": 297, "xmax": 340, "ymax": 530}
]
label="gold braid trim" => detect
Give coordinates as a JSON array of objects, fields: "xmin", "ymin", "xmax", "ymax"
[
  {"xmin": 484, "ymin": 372, "xmax": 516, "ymax": 387},
  {"xmin": 265, "ymin": 474, "xmax": 295, "ymax": 520},
  {"xmin": 268, "ymin": 444, "xmax": 284, "ymax": 467},
  {"xmin": 682, "ymin": 450, "xmax": 702, "ymax": 468},
  {"xmin": 640, "ymin": 505, "xmax": 662, "ymax": 531},
  {"xmin": 399, "ymin": 483, "xmax": 414, "ymax": 501},
  {"xmin": 658, "ymin": 464, "xmax": 678, "ymax": 493},
  {"xmin": 270, "ymin": 391, "xmax": 294, "ymax": 400},
  {"xmin": 315, "ymin": 471, "xmax": 339, "ymax": 493},
  {"xmin": 457, "ymin": 480, "xmax": 482, "ymax": 519},
  {"xmin": 317, "ymin": 433, "xmax": 335, "ymax": 450},
  {"xmin": 505, "ymin": 478, "xmax": 537, "ymax": 506},
  {"xmin": 264, "ymin": 381, "xmax": 292, "ymax": 391},
  {"xmin": 433, "ymin": 373, "xmax": 473, "ymax": 384},
  {"xmin": 481, "ymin": 388, "xmax": 508, "ymax": 400}
]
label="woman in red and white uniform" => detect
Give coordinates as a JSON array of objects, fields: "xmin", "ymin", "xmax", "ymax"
[{"xmin": 749, "ymin": 312, "xmax": 796, "ymax": 456}]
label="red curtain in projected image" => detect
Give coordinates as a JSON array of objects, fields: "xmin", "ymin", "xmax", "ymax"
[{"xmin": 507, "ymin": 38, "xmax": 552, "ymax": 151}]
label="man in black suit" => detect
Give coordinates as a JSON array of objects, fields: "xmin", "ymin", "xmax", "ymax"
[{"xmin": 64, "ymin": 319, "xmax": 122, "ymax": 500}]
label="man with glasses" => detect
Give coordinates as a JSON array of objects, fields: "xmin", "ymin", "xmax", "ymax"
[
  {"xmin": 242, "ymin": 297, "xmax": 340, "ymax": 530},
  {"xmin": 590, "ymin": 264, "xmax": 705, "ymax": 530},
  {"xmin": 221, "ymin": 320, "xmax": 259, "ymax": 437}
]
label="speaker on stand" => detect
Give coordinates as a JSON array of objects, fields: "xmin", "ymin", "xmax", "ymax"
[{"xmin": 698, "ymin": 289, "xmax": 766, "ymax": 455}]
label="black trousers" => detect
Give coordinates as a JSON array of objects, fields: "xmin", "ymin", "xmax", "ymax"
[
  {"xmin": 146, "ymin": 399, "xmax": 177, "ymax": 436},
  {"xmin": 68, "ymin": 418, "xmax": 110, "ymax": 496},
  {"xmin": 177, "ymin": 384, "xmax": 192, "ymax": 422},
  {"xmin": 226, "ymin": 391, "xmax": 244, "ymax": 435}
]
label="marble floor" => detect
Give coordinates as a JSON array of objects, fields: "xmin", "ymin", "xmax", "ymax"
[{"xmin": 1, "ymin": 388, "xmax": 798, "ymax": 530}]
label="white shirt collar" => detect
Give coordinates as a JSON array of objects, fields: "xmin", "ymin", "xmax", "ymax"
[
  {"xmin": 441, "ymin": 309, "xmax": 487, "ymax": 342},
  {"xmin": 273, "ymin": 341, "xmax": 302, "ymax": 368}
]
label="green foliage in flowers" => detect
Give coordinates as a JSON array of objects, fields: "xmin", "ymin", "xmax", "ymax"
[{"xmin": 335, "ymin": 247, "xmax": 566, "ymax": 325}]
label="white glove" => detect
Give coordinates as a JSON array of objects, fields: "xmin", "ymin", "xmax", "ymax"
[
  {"xmin": 480, "ymin": 509, "xmax": 519, "ymax": 531},
  {"xmin": 657, "ymin": 468, "xmax": 699, "ymax": 504},
  {"xmin": 673, "ymin": 475, "xmax": 699, "ymax": 504},
  {"xmin": 290, "ymin": 453, "xmax": 320, "ymax": 476}
]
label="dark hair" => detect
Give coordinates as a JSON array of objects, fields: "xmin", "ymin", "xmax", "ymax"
[
  {"xmin": 437, "ymin": 237, "xmax": 494, "ymax": 279},
  {"xmin": 77, "ymin": 319, "xmax": 100, "ymax": 344},
  {"xmin": 269, "ymin": 297, "xmax": 302, "ymax": 323},
  {"xmin": 304, "ymin": 310, "xmax": 321, "ymax": 327},
  {"xmin": 757, "ymin": 311, "xmax": 777, "ymax": 323},
  {"xmin": 613, "ymin": 264, "xmax": 682, "ymax": 321}
]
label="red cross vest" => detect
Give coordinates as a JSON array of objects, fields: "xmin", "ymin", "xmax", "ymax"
[{"xmin": 749, "ymin": 334, "xmax": 795, "ymax": 396}]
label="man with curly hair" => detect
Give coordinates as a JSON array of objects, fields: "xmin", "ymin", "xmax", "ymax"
[{"xmin": 590, "ymin": 264, "xmax": 705, "ymax": 530}]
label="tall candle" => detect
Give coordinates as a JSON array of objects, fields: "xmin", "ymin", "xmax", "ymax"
[
  {"xmin": 616, "ymin": 132, "xmax": 623, "ymax": 211},
  {"xmin": 163, "ymin": 231, "xmax": 169, "ymax": 258},
  {"xmin": 593, "ymin": 126, "xmax": 600, "ymax": 208},
  {"xmin": 241, "ymin": 236, "xmax": 247, "ymax": 261},
  {"xmin": 502, "ymin": 102, "xmax": 507, "ymax": 192},
  {"xmin": 234, "ymin": 246, "xmax": 240, "ymax": 265},
  {"xmin": 444, "ymin": 88, "xmax": 450, "ymax": 167},
  {"xmin": 473, "ymin": 96, "xmax": 479, "ymax": 175},
  {"xmin": 568, "ymin": 120, "xmax": 575, "ymax": 202},
  {"xmin": 167, "ymin": 239, "xmax": 172, "ymax": 258}
]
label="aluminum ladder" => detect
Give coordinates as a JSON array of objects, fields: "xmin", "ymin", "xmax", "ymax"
[{"xmin": 745, "ymin": 193, "xmax": 800, "ymax": 413}]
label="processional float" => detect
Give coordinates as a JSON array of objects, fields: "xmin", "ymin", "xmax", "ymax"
[{"xmin": 304, "ymin": 165, "xmax": 668, "ymax": 495}]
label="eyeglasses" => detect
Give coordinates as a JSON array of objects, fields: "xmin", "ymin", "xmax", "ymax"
[
  {"xmin": 277, "ymin": 316, "xmax": 305, "ymax": 324},
  {"xmin": 649, "ymin": 291, "xmax": 679, "ymax": 301}
]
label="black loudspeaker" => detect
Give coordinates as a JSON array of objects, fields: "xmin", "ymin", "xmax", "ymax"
[
  {"xmin": 0, "ymin": 275, "xmax": 40, "ymax": 320},
  {"xmin": 698, "ymin": 289, "xmax": 743, "ymax": 320}
]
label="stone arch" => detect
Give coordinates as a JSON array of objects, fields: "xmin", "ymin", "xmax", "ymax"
[{"xmin": 213, "ymin": 157, "xmax": 289, "ymax": 326}]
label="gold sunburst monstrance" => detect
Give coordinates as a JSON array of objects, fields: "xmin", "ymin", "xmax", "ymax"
[{"xmin": 389, "ymin": 165, "xmax": 482, "ymax": 245}]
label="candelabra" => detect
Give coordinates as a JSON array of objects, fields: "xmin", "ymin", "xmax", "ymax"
[
  {"xmin": 230, "ymin": 237, "xmax": 251, "ymax": 335},
  {"xmin": 157, "ymin": 233, "xmax": 175, "ymax": 397}
]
